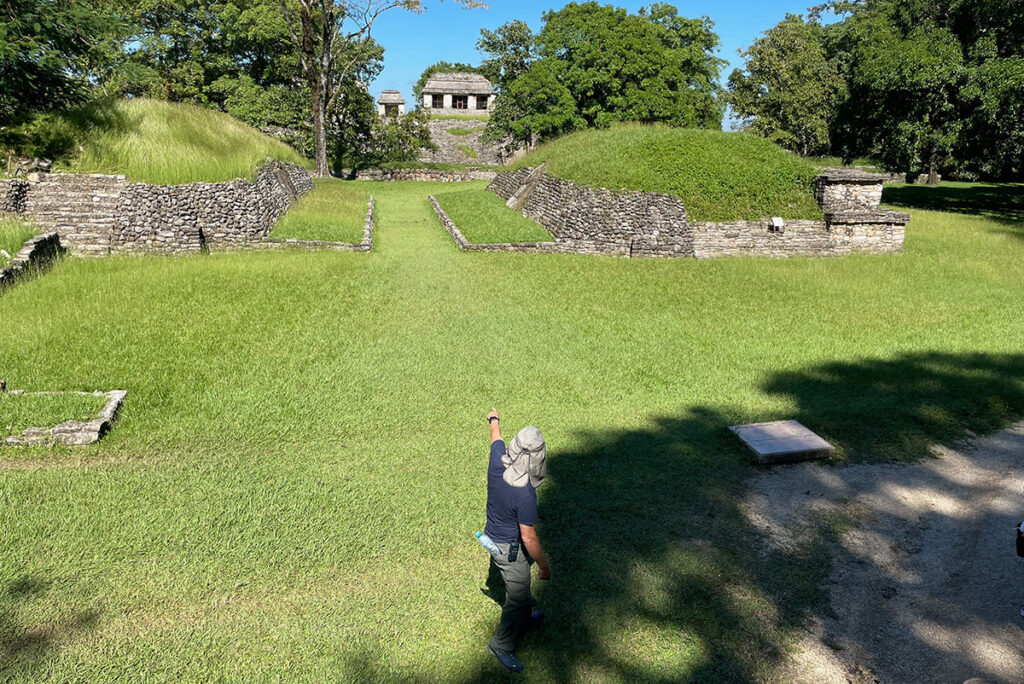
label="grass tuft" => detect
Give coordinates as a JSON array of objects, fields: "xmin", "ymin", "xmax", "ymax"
[
  {"xmin": 456, "ymin": 144, "xmax": 479, "ymax": 159},
  {"xmin": 1, "ymin": 393, "xmax": 107, "ymax": 436},
  {"xmin": 0, "ymin": 218, "xmax": 38, "ymax": 267},
  {"xmin": 445, "ymin": 128, "xmax": 478, "ymax": 137},
  {"xmin": 514, "ymin": 123, "xmax": 823, "ymax": 221},
  {"xmin": 270, "ymin": 179, "xmax": 369, "ymax": 243},
  {"xmin": 14, "ymin": 99, "xmax": 312, "ymax": 185},
  {"xmin": 434, "ymin": 188, "xmax": 552, "ymax": 243}
]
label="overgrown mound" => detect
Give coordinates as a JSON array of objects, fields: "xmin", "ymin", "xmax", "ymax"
[
  {"xmin": 11, "ymin": 99, "xmax": 311, "ymax": 185},
  {"xmin": 513, "ymin": 124, "xmax": 822, "ymax": 221}
]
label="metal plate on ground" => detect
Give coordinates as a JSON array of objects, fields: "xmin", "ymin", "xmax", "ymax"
[{"xmin": 729, "ymin": 420, "xmax": 835, "ymax": 465}]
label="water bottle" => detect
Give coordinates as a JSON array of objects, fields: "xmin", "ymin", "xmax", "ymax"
[{"xmin": 476, "ymin": 531, "xmax": 502, "ymax": 558}]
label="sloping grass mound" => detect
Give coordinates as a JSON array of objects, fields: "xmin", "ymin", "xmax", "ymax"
[
  {"xmin": 15, "ymin": 99, "xmax": 312, "ymax": 185},
  {"xmin": 513, "ymin": 124, "xmax": 822, "ymax": 222}
]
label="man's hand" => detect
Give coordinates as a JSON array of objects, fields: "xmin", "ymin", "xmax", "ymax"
[
  {"xmin": 488, "ymin": 409, "xmax": 502, "ymax": 443},
  {"xmin": 537, "ymin": 566, "xmax": 552, "ymax": 581}
]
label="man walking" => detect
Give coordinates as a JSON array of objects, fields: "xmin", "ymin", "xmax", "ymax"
[{"xmin": 485, "ymin": 409, "xmax": 551, "ymax": 673}]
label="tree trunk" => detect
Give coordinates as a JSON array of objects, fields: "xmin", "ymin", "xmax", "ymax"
[
  {"xmin": 927, "ymin": 147, "xmax": 940, "ymax": 185},
  {"xmin": 312, "ymin": 84, "xmax": 329, "ymax": 177}
]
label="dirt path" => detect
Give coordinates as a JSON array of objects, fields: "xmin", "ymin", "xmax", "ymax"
[{"xmin": 744, "ymin": 423, "xmax": 1024, "ymax": 684}]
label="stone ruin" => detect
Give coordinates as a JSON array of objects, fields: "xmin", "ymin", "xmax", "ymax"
[
  {"xmin": 435, "ymin": 165, "xmax": 911, "ymax": 259},
  {"xmin": 378, "ymin": 90, "xmax": 406, "ymax": 118}
]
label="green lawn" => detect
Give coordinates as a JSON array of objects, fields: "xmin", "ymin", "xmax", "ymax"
[
  {"xmin": 0, "ymin": 218, "xmax": 38, "ymax": 267},
  {"xmin": 0, "ymin": 181, "xmax": 1022, "ymax": 681},
  {"xmin": 513, "ymin": 123, "xmax": 823, "ymax": 222},
  {"xmin": 270, "ymin": 178, "xmax": 369, "ymax": 243},
  {"xmin": 446, "ymin": 128, "xmax": 479, "ymax": 136},
  {"xmin": 1, "ymin": 393, "xmax": 108, "ymax": 437},
  {"xmin": 434, "ymin": 187, "xmax": 553, "ymax": 243}
]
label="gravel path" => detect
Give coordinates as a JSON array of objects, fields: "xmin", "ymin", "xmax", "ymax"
[{"xmin": 744, "ymin": 423, "xmax": 1024, "ymax": 684}]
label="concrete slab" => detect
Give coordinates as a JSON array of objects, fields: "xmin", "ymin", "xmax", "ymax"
[{"xmin": 729, "ymin": 420, "xmax": 835, "ymax": 464}]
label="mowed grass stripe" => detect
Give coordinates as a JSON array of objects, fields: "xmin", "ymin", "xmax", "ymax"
[{"xmin": 0, "ymin": 182, "xmax": 1022, "ymax": 680}]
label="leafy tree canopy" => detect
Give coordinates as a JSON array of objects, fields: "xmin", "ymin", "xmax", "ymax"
[
  {"xmin": 727, "ymin": 14, "xmax": 840, "ymax": 156},
  {"xmin": 486, "ymin": 2, "xmax": 725, "ymax": 148},
  {"xmin": 732, "ymin": 0, "xmax": 1024, "ymax": 179},
  {"xmin": 476, "ymin": 20, "xmax": 535, "ymax": 94},
  {"xmin": 0, "ymin": 0, "xmax": 121, "ymax": 124}
]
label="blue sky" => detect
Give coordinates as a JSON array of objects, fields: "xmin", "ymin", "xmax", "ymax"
[{"xmin": 368, "ymin": 0, "xmax": 830, "ymax": 109}]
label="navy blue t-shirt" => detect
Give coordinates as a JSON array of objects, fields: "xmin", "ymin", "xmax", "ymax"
[{"xmin": 484, "ymin": 439, "xmax": 538, "ymax": 543}]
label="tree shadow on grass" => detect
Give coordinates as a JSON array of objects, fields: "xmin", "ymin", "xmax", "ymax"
[
  {"xmin": 764, "ymin": 351, "xmax": 1024, "ymax": 462},
  {"xmin": 0, "ymin": 574, "xmax": 99, "ymax": 673},
  {"xmin": 882, "ymin": 183, "xmax": 1024, "ymax": 236},
  {"xmin": 455, "ymin": 351, "xmax": 1024, "ymax": 682}
]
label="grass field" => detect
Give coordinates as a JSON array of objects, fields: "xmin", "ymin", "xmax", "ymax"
[
  {"xmin": 13, "ymin": 99, "xmax": 311, "ymax": 185},
  {"xmin": 0, "ymin": 218, "xmax": 38, "ymax": 267},
  {"xmin": 0, "ymin": 181, "xmax": 1022, "ymax": 680},
  {"xmin": 434, "ymin": 188, "xmax": 553, "ymax": 243},
  {"xmin": 513, "ymin": 124, "xmax": 823, "ymax": 222},
  {"xmin": 270, "ymin": 179, "xmax": 369, "ymax": 243},
  {"xmin": 1, "ymin": 393, "xmax": 108, "ymax": 437}
]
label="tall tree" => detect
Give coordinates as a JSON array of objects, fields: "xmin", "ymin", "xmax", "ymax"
[
  {"xmin": 487, "ymin": 2, "xmax": 724, "ymax": 147},
  {"xmin": 279, "ymin": 0, "xmax": 482, "ymax": 177},
  {"xmin": 727, "ymin": 14, "xmax": 841, "ymax": 156},
  {"xmin": 476, "ymin": 20, "xmax": 535, "ymax": 94},
  {"xmin": 534, "ymin": 2, "xmax": 724, "ymax": 128}
]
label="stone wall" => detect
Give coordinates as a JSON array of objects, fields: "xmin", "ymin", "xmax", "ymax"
[
  {"xmin": 813, "ymin": 169, "xmax": 885, "ymax": 213},
  {"xmin": 343, "ymin": 167, "xmax": 498, "ymax": 182},
  {"xmin": 487, "ymin": 168, "xmax": 692, "ymax": 257},
  {"xmin": 432, "ymin": 196, "xmax": 628, "ymax": 256},
  {"xmin": 0, "ymin": 179, "xmax": 29, "ymax": 213},
  {"xmin": 0, "ymin": 232, "xmax": 64, "ymax": 291},
  {"xmin": 5, "ymin": 160, "xmax": 313, "ymax": 256},
  {"xmin": 419, "ymin": 120, "xmax": 502, "ymax": 166},
  {"xmin": 486, "ymin": 167, "xmax": 909, "ymax": 259}
]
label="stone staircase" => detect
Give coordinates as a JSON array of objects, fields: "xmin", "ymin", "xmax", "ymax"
[{"xmin": 22, "ymin": 174, "xmax": 128, "ymax": 257}]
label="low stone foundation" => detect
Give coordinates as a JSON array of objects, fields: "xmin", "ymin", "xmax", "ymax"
[
  {"xmin": 430, "ymin": 195, "xmax": 689, "ymax": 257},
  {"xmin": 258, "ymin": 197, "xmax": 375, "ymax": 253},
  {"xmin": 0, "ymin": 232, "xmax": 64, "ymax": 291},
  {"xmin": 2, "ymin": 389, "xmax": 127, "ymax": 447},
  {"xmin": 343, "ymin": 167, "xmax": 497, "ymax": 182}
]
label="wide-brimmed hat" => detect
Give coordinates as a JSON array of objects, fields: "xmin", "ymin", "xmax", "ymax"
[{"xmin": 502, "ymin": 426, "xmax": 546, "ymax": 489}]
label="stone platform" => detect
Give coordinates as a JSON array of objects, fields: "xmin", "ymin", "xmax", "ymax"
[{"xmin": 729, "ymin": 420, "xmax": 835, "ymax": 464}]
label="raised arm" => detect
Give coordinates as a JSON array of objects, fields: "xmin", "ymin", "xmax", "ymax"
[
  {"xmin": 488, "ymin": 410, "xmax": 503, "ymax": 444},
  {"xmin": 518, "ymin": 524, "xmax": 551, "ymax": 580}
]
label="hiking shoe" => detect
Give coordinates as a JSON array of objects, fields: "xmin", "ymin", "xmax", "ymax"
[
  {"xmin": 488, "ymin": 645, "xmax": 524, "ymax": 673},
  {"xmin": 529, "ymin": 610, "xmax": 545, "ymax": 630}
]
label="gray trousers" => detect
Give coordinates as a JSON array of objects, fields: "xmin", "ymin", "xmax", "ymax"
[{"xmin": 488, "ymin": 542, "xmax": 534, "ymax": 652}]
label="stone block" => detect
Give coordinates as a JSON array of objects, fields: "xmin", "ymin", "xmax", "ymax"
[{"xmin": 729, "ymin": 420, "xmax": 835, "ymax": 464}]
